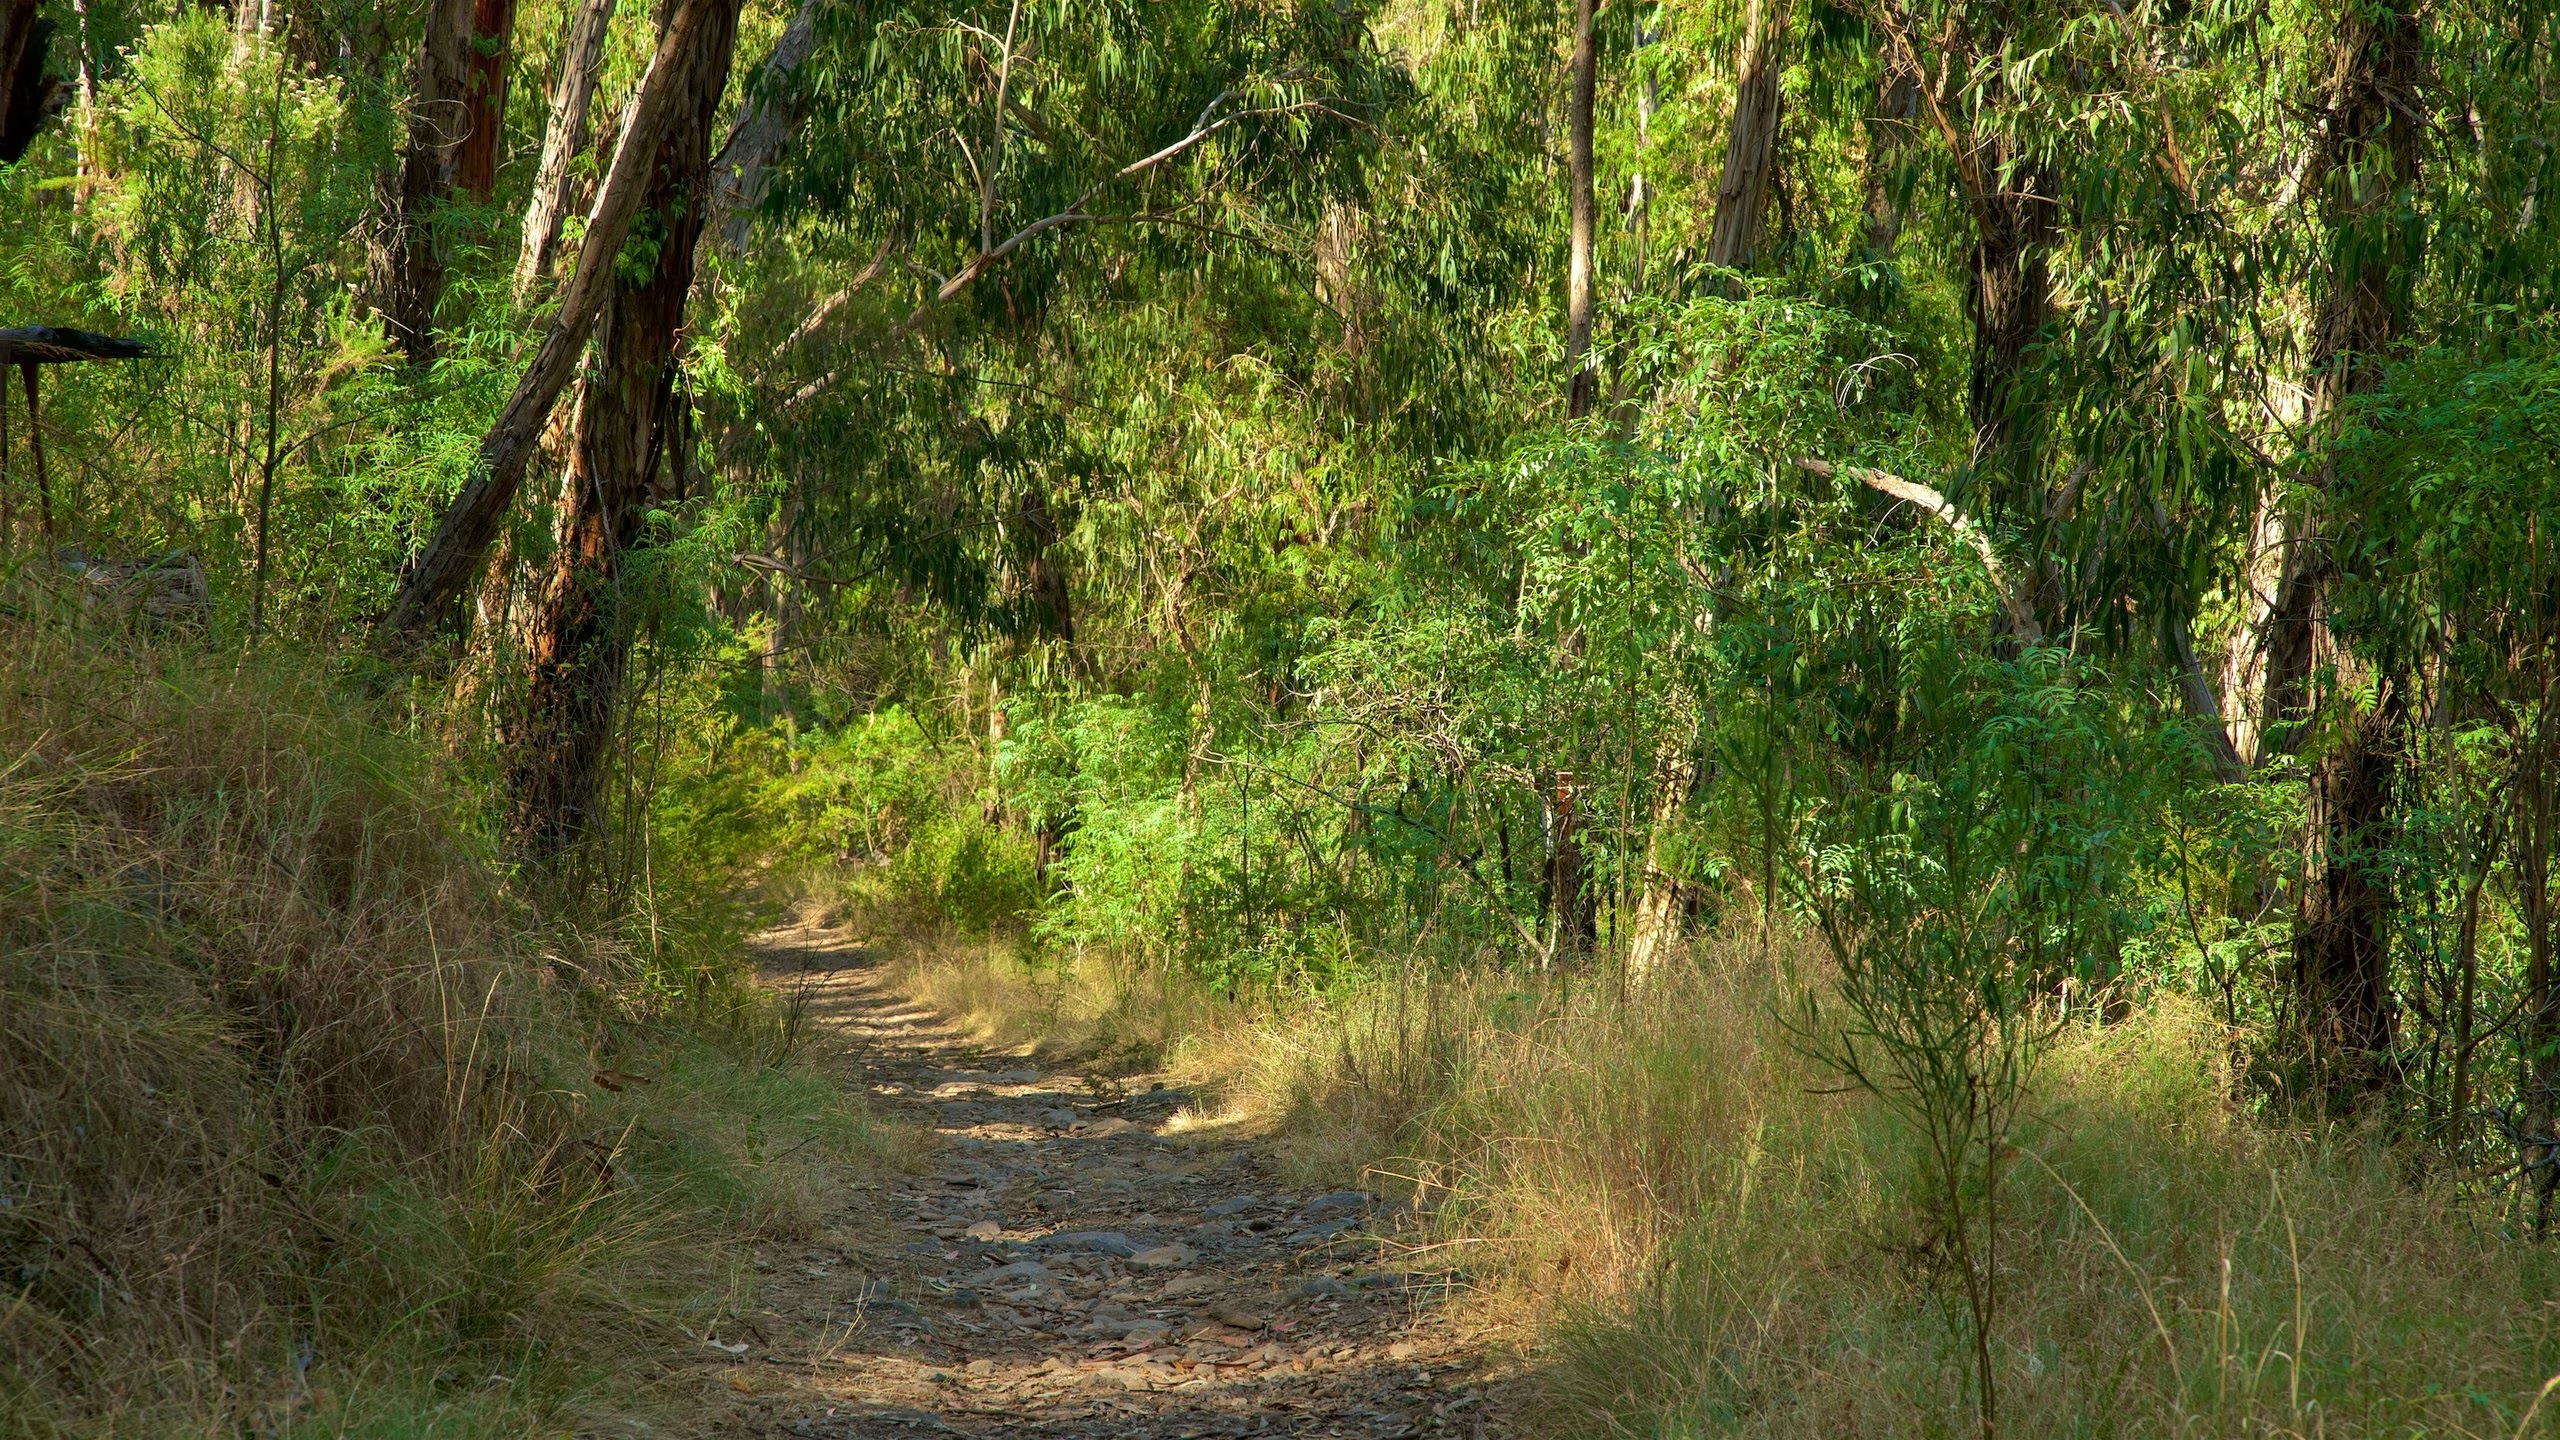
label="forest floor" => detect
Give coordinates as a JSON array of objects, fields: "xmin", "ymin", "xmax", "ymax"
[{"xmin": 678, "ymin": 914, "xmax": 1517, "ymax": 1439}]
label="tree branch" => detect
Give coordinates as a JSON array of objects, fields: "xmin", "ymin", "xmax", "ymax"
[{"xmin": 1794, "ymin": 455, "xmax": 2044, "ymax": 643}]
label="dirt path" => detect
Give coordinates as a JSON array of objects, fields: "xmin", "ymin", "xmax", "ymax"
[{"xmin": 694, "ymin": 917, "xmax": 1512, "ymax": 1439}]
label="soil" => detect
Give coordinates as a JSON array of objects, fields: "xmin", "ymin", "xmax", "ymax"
[{"xmin": 680, "ymin": 916, "xmax": 1515, "ymax": 1439}]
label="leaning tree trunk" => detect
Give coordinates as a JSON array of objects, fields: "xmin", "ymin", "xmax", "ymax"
[
  {"xmin": 1706, "ymin": 0, "xmax": 1785, "ymax": 270},
  {"xmin": 376, "ymin": 0, "xmax": 475, "ymax": 365},
  {"xmin": 379, "ymin": 0, "xmax": 732, "ymax": 650},
  {"xmin": 454, "ymin": 0, "xmax": 519, "ymax": 202},
  {"xmin": 1562, "ymin": 0, "xmax": 1597, "ymax": 420},
  {"xmin": 507, "ymin": 0, "xmax": 744, "ymax": 856},
  {"xmin": 2262, "ymin": 0, "xmax": 2425, "ymax": 1094},
  {"xmin": 515, "ymin": 0, "xmax": 617, "ymax": 297}
]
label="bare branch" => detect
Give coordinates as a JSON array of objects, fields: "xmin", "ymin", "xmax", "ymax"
[{"xmin": 1794, "ymin": 456, "xmax": 2044, "ymax": 643}]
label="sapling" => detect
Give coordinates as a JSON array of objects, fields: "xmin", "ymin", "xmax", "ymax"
[{"xmin": 1795, "ymin": 645, "xmax": 2119, "ymax": 1439}]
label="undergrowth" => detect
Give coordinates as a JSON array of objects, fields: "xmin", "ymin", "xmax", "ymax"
[
  {"xmin": 0, "ymin": 604, "xmax": 908, "ymax": 1438},
  {"xmin": 1156, "ymin": 936, "xmax": 2560, "ymax": 1437}
]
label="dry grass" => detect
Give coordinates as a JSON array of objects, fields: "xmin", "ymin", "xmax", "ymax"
[
  {"xmin": 0, "ymin": 602, "xmax": 900, "ymax": 1437},
  {"xmin": 815, "ymin": 917, "xmax": 1215, "ymax": 1066},
  {"xmin": 1109, "ymin": 934, "xmax": 2560, "ymax": 1436}
]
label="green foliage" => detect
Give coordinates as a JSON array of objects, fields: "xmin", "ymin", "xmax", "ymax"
[{"xmin": 7, "ymin": 0, "xmax": 2560, "ymax": 1428}]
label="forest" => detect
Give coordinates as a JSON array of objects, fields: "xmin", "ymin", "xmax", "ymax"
[{"xmin": 2, "ymin": 0, "xmax": 2558, "ymax": 1433}]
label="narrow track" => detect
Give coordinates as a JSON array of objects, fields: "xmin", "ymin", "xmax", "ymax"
[{"xmin": 692, "ymin": 916, "xmax": 1510, "ymax": 1439}]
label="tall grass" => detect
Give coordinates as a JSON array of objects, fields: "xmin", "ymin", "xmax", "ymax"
[
  {"xmin": 1165, "ymin": 935, "xmax": 2560, "ymax": 1437},
  {"xmin": 0, "ymin": 600, "xmax": 899, "ymax": 1436}
]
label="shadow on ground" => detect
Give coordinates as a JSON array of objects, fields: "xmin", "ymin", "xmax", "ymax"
[{"xmin": 659, "ymin": 917, "xmax": 1515, "ymax": 1439}]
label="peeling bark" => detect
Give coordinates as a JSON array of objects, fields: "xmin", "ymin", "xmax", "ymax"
[
  {"xmin": 2265, "ymin": 0, "xmax": 2426, "ymax": 1093},
  {"xmin": 455, "ymin": 0, "xmax": 520, "ymax": 203},
  {"xmin": 1707, "ymin": 0, "xmax": 1785, "ymax": 270}
]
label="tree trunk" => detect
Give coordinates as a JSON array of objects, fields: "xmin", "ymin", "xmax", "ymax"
[
  {"xmin": 1604, "ymin": 8, "xmax": 1657, "ymax": 428},
  {"xmin": 508, "ymin": 0, "xmax": 744, "ymax": 854},
  {"xmin": 1964, "ymin": 166, "xmax": 2055, "ymax": 485},
  {"xmin": 1706, "ymin": 0, "xmax": 1784, "ymax": 270},
  {"xmin": 1860, "ymin": 60, "xmax": 1917, "ymax": 263},
  {"xmin": 703, "ymin": 0, "xmax": 827, "ymax": 258},
  {"xmin": 2518, "ymin": 707, "xmax": 2557, "ymax": 1220},
  {"xmin": 1544, "ymin": 772, "xmax": 1596, "ymax": 960},
  {"xmin": 1625, "ymin": 720, "xmax": 1699, "ymax": 980},
  {"xmin": 2256, "ymin": 2, "xmax": 2424, "ymax": 752},
  {"xmin": 2292, "ymin": 676, "xmax": 2406, "ymax": 1091},
  {"xmin": 455, "ymin": 0, "xmax": 520, "ymax": 202},
  {"xmin": 1019, "ymin": 484, "xmax": 1074, "ymax": 645},
  {"xmin": 515, "ymin": 0, "xmax": 617, "ymax": 298},
  {"xmin": 2167, "ymin": 607, "xmax": 2247, "ymax": 782},
  {"xmin": 2263, "ymin": 1, "xmax": 2425, "ymax": 1091},
  {"xmin": 379, "ymin": 0, "xmax": 732, "ymax": 651},
  {"xmin": 0, "ymin": 0, "xmax": 67, "ymax": 166},
  {"xmin": 376, "ymin": 0, "xmax": 475, "ymax": 365},
  {"xmin": 1562, "ymin": 0, "xmax": 1597, "ymax": 419}
]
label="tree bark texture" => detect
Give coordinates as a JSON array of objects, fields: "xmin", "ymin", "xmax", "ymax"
[
  {"xmin": 1544, "ymin": 772, "xmax": 1596, "ymax": 958},
  {"xmin": 507, "ymin": 0, "xmax": 743, "ymax": 854},
  {"xmin": 455, "ymin": 0, "xmax": 520, "ymax": 202},
  {"xmin": 2292, "ymin": 677, "xmax": 2407, "ymax": 1089},
  {"xmin": 1624, "ymin": 718, "xmax": 1699, "ymax": 979},
  {"xmin": 1706, "ymin": 0, "xmax": 1784, "ymax": 270},
  {"xmin": 2256, "ymin": 1, "xmax": 2425, "ymax": 755},
  {"xmin": 516, "ymin": 0, "xmax": 617, "ymax": 297},
  {"xmin": 1562, "ymin": 0, "xmax": 1597, "ymax": 419},
  {"xmin": 1860, "ymin": 60, "xmax": 1917, "ymax": 263},
  {"xmin": 379, "ymin": 0, "xmax": 731, "ymax": 651},
  {"xmin": 2262, "ymin": 1, "xmax": 2425, "ymax": 1090},
  {"xmin": 2518, "ymin": 692, "xmax": 2559, "ymax": 1220},
  {"xmin": 376, "ymin": 0, "xmax": 475, "ymax": 364},
  {"xmin": 1964, "ymin": 171, "xmax": 2055, "ymax": 486},
  {"xmin": 703, "ymin": 0, "xmax": 827, "ymax": 258}
]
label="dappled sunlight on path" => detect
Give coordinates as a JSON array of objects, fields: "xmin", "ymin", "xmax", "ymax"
[{"xmin": 676, "ymin": 918, "xmax": 1512, "ymax": 1439}]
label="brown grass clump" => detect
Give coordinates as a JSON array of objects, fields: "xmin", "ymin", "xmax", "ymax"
[
  {"xmin": 0, "ymin": 606, "xmax": 894, "ymax": 1436},
  {"xmin": 0, "ymin": 608, "xmax": 597, "ymax": 1433}
]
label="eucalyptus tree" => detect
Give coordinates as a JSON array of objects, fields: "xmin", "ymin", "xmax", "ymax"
[{"xmin": 509, "ymin": 0, "xmax": 746, "ymax": 853}]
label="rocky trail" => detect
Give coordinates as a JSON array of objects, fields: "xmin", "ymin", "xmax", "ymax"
[{"xmin": 687, "ymin": 918, "xmax": 1513, "ymax": 1439}]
